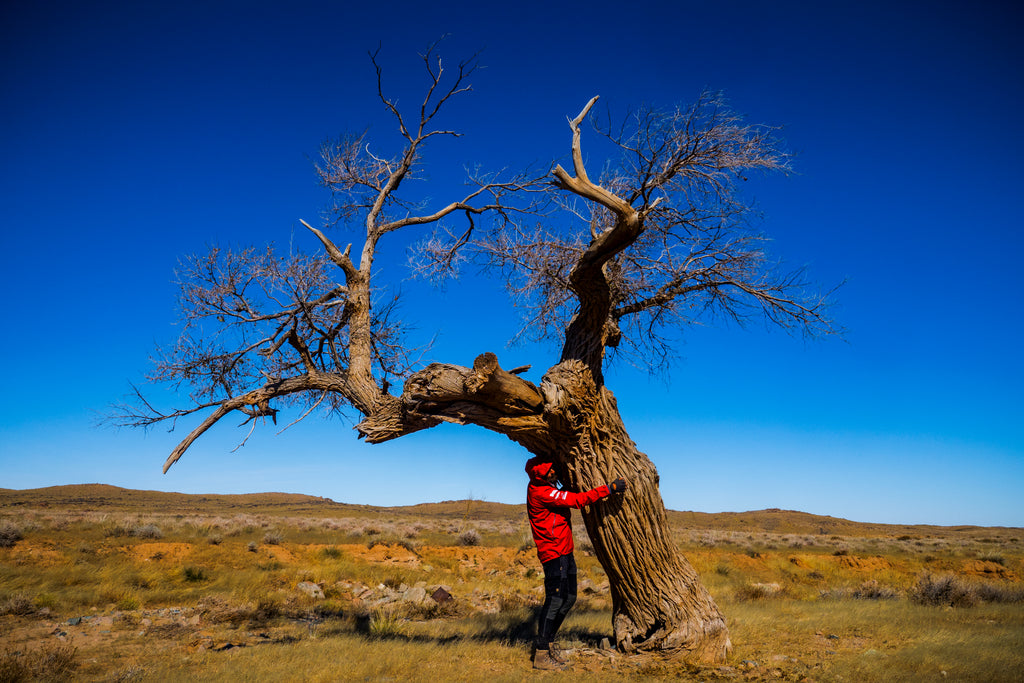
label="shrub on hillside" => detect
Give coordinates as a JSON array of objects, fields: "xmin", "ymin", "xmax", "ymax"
[
  {"xmin": 0, "ymin": 643, "xmax": 77, "ymax": 681},
  {"xmin": 911, "ymin": 574, "xmax": 977, "ymax": 607},
  {"xmin": 736, "ymin": 583, "xmax": 784, "ymax": 601},
  {"xmin": 458, "ymin": 529, "xmax": 481, "ymax": 546},
  {"xmin": 182, "ymin": 566, "xmax": 208, "ymax": 583},
  {"xmin": 368, "ymin": 608, "xmax": 405, "ymax": 639},
  {"xmin": 852, "ymin": 580, "xmax": 899, "ymax": 600},
  {"xmin": 822, "ymin": 580, "xmax": 900, "ymax": 601},
  {"xmin": 974, "ymin": 581, "xmax": 1024, "ymax": 604},
  {"xmin": 320, "ymin": 546, "xmax": 343, "ymax": 559},
  {"xmin": 117, "ymin": 595, "xmax": 140, "ymax": 611},
  {"xmin": 0, "ymin": 593, "xmax": 35, "ymax": 616},
  {"xmin": 132, "ymin": 524, "xmax": 163, "ymax": 539},
  {"xmin": 0, "ymin": 522, "xmax": 23, "ymax": 548},
  {"xmin": 912, "ymin": 572, "xmax": 1024, "ymax": 607}
]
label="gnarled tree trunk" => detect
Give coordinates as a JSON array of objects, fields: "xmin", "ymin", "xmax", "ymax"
[
  {"xmin": 542, "ymin": 360, "xmax": 730, "ymax": 659},
  {"xmin": 357, "ymin": 353, "xmax": 731, "ymax": 662}
]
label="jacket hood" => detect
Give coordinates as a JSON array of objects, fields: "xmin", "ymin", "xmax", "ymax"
[{"xmin": 525, "ymin": 456, "xmax": 554, "ymax": 482}]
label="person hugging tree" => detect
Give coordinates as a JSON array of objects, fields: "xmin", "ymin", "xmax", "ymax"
[{"xmin": 524, "ymin": 456, "xmax": 628, "ymax": 670}]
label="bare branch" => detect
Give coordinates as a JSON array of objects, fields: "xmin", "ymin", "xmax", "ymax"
[
  {"xmin": 552, "ymin": 96, "xmax": 633, "ymax": 218},
  {"xmin": 120, "ymin": 45, "xmax": 544, "ymax": 470},
  {"xmin": 507, "ymin": 92, "xmax": 837, "ymax": 376},
  {"xmin": 300, "ymin": 219, "xmax": 357, "ymax": 280}
]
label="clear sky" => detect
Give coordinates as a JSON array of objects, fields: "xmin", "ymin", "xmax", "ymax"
[{"xmin": 2, "ymin": 1, "xmax": 1021, "ymax": 527}]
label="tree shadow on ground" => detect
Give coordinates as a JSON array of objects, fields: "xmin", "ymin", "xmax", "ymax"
[{"xmin": 352, "ymin": 605, "xmax": 612, "ymax": 648}]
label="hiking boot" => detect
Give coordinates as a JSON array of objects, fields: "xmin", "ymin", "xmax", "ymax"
[
  {"xmin": 532, "ymin": 648, "xmax": 568, "ymax": 671},
  {"xmin": 548, "ymin": 646, "xmax": 569, "ymax": 665}
]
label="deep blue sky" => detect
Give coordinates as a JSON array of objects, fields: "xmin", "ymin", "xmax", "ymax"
[{"xmin": 2, "ymin": 1, "xmax": 1021, "ymax": 526}]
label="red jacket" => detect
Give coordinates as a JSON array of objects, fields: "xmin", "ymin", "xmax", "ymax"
[{"xmin": 525, "ymin": 457, "xmax": 610, "ymax": 563}]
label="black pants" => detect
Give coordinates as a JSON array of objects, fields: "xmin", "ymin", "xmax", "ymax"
[{"xmin": 536, "ymin": 553, "xmax": 577, "ymax": 650}]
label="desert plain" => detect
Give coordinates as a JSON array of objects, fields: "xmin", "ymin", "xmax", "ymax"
[{"xmin": 1, "ymin": 484, "xmax": 1022, "ymax": 681}]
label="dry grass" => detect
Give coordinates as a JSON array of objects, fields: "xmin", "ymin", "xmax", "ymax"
[
  {"xmin": 1, "ymin": 486, "xmax": 1022, "ymax": 681},
  {"xmin": 0, "ymin": 643, "xmax": 78, "ymax": 682}
]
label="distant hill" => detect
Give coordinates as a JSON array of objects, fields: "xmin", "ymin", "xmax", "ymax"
[
  {"xmin": 1, "ymin": 484, "xmax": 1019, "ymax": 539},
  {"xmin": 0, "ymin": 484, "xmax": 354, "ymax": 514},
  {"xmin": 663, "ymin": 508, "xmax": 1021, "ymax": 539}
]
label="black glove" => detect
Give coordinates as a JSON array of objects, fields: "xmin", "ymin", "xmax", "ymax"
[{"xmin": 609, "ymin": 478, "xmax": 628, "ymax": 494}]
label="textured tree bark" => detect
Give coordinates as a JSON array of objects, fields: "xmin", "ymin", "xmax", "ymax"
[{"xmin": 540, "ymin": 360, "xmax": 732, "ymax": 661}]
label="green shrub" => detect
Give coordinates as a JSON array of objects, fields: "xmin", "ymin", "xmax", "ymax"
[
  {"xmin": 368, "ymin": 608, "xmax": 405, "ymax": 638},
  {"xmin": 182, "ymin": 566, "xmax": 208, "ymax": 583},
  {"xmin": 117, "ymin": 595, "xmax": 141, "ymax": 611}
]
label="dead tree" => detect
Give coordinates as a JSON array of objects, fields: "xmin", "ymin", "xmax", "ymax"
[{"xmin": 115, "ymin": 46, "xmax": 839, "ymax": 661}]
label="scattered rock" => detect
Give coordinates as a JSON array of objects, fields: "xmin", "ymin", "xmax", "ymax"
[
  {"xmin": 190, "ymin": 636, "xmax": 214, "ymax": 652},
  {"xmin": 430, "ymin": 587, "xmax": 453, "ymax": 605},
  {"xmin": 402, "ymin": 586, "xmax": 427, "ymax": 604},
  {"xmin": 296, "ymin": 581, "xmax": 325, "ymax": 599}
]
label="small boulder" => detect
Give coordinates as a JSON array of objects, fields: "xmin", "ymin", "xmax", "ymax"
[
  {"xmin": 296, "ymin": 581, "xmax": 325, "ymax": 599},
  {"xmin": 402, "ymin": 586, "xmax": 428, "ymax": 604}
]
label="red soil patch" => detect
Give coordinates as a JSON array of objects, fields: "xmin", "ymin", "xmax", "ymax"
[
  {"xmin": 4, "ymin": 543, "xmax": 64, "ymax": 566},
  {"xmin": 960, "ymin": 559, "xmax": 1016, "ymax": 580}
]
